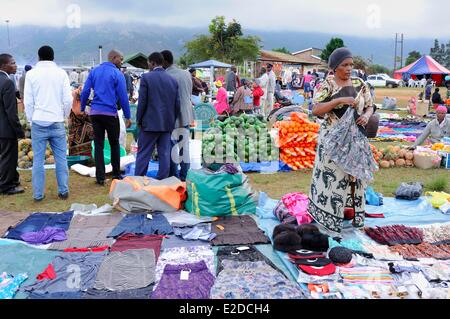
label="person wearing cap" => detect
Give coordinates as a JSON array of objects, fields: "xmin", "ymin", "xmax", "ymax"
[
  {"xmin": 213, "ymin": 80, "xmax": 229, "ymax": 115},
  {"xmin": 411, "ymin": 105, "xmax": 449, "ymax": 147},
  {"xmin": 308, "ymin": 47, "xmax": 375, "ymax": 235}
]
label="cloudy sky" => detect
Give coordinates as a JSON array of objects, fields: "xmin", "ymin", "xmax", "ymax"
[{"xmin": 1, "ymin": 0, "xmax": 449, "ymax": 38}]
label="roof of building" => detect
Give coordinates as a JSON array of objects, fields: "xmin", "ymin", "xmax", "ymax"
[{"xmin": 258, "ymin": 50, "xmax": 316, "ymax": 65}]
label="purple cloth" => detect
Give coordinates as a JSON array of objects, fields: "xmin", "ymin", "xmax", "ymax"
[
  {"xmin": 151, "ymin": 260, "xmax": 215, "ymax": 299},
  {"xmin": 21, "ymin": 227, "xmax": 67, "ymax": 245}
]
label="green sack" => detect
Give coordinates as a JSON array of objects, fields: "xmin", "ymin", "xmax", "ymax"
[{"xmin": 185, "ymin": 167, "xmax": 258, "ymax": 217}]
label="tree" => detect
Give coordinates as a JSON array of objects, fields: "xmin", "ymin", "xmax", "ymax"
[
  {"xmin": 430, "ymin": 39, "xmax": 449, "ymax": 67},
  {"xmin": 353, "ymin": 56, "xmax": 369, "ymax": 70},
  {"xmin": 272, "ymin": 47, "xmax": 291, "ymax": 54},
  {"xmin": 405, "ymin": 51, "xmax": 421, "ymax": 66},
  {"xmin": 182, "ymin": 16, "xmax": 261, "ymax": 65},
  {"xmin": 367, "ymin": 64, "xmax": 392, "ymax": 75},
  {"xmin": 321, "ymin": 38, "xmax": 345, "ymax": 62}
]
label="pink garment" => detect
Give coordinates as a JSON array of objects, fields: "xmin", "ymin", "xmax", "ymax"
[
  {"xmin": 303, "ymin": 74, "xmax": 313, "ymax": 84},
  {"xmin": 214, "ymin": 87, "xmax": 229, "ymax": 115},
  {"xmin": 281, "ymin": 192, "xmax": 313, "ymax": 225}
]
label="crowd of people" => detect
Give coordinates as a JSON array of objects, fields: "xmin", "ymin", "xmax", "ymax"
[{"xmin": 0, "ymin": 46, "xmax": 194, "ymax": 199}]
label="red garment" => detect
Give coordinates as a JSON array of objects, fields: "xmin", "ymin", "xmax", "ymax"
[
  {"xmin": 299, "ymin": 264, "xmax": 336, "ymax": 276},
  {"xmin": 63, "ymin": 246, "xmax": 110, "ymax": 253},
  {"xmin": 253, "ymin": 86, "xmax": 264, "ymax": 107},
  {"xmin": 110, "ymin": 234, "xmax": 165, "ymax": 261},
  {"xmin": 37, "ymin": 264, "xmax": 56, "ymax": 281}
]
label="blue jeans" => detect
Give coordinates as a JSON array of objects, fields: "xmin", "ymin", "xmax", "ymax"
[
  {"xmin": 31, "ymin": 122, "xmax": 69, "ymax": 200},
  {"xmin": 169, "ymin": 127, "xmax": 190, "ymax": 181}
]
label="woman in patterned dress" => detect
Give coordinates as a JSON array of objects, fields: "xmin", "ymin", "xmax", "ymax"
[{"xmin": 308, "ymin": 48, "xmax": 375, "ymax": 235}]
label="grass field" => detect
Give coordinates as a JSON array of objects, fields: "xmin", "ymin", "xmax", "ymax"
[{"xmin": 1, "ymin": 87, "xmax": 448, "ymax": 213}]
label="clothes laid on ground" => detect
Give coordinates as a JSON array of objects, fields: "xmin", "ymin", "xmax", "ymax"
[
  {"xmin": 36, "ymin": 264, "xmax": 56, "ymax": 281},
  {"xmin": 4, "ymin": 211, "xmax": 74, "ymax": 241},
  {"xmin": 0, "ymin": 211, "xmax": 30, "ymax": 237},
  {"xmin": 82, "ymin": 285, "xmax": 154, "ymax": 299},
  {"xmin": 0, "ymin": 243, "xmax": 60, "ymax": 297},
  {"xmin": 162, "ymin": 211, "xmax": 214, "ymax": 227},
  {"xmin": 152, "ymin": 261, "xmax": 215, "ymax": 299},
  {"xmin": 27, "ymin": 291, "xmax": 82, "ymax": 299},
  {"xmin": 23, "ymin": 252, "xmax": 106, "ymax": 295},
  {"xmin": 216, "ymin": 245, "xmax": 284, "ymax": 276},
  {"xmin": 362, "ymin": 244, "xmax": 404, "ymax": 261},
  {"xmin": 154, "ymin": 246, "xmax": 216, "ymax": 287},
  {"xmin": 49, "ymin": 214, "xmax": 122, "ymax": 250},
  {"xmin": 160, "ymin": 235, "xmax": 210, "ymax": 250},
  {"xmin": 108, "ymin": 213, "xmax": 173, "ymax": 238},
  {"xmin": 0, "ymin": 273, "xmax": 28, "ymax": 299},
  {"xmin": 173, "ymin": 224, "xmax": 216, "ymax": 242},
  {"xmin": 211, "ymin": 215, "xmax": 270, "ymax": 246},
  {"xmin": 94, "ymin": 249, "xmax": 156, "ymax": 292},
  {"xmin": 273, "ymin": 200, "xmax": 297, "ymax": 225},
  {"xmin": 388, "ymin": 263, "xmax": 422, "ymax": 274},
  {"xmin": 339, "ymin": 267, "xmax": 395, "ymax": 285},
  {"xmin": 421, "ymin": 263, "xmax": 450, "ymax": 282},
  {"xmin": 395, "ymin": 183, "xmax": 423, "ymax": 200},
  {"xmin": 389, "ymin": 243, "xmax": 450, "ymax": 260},
  {"xmin": 421, "ymin": 223, "xmax": 450, "ymax": 244},
  {"xmin": 111, "ymin": 234, "xmax": 163, "ymax": 260},
  {"xmin": 63, "ymin": 246, "xmax": 109, "ymax": 253},
  {"xmin": 298, "ymin": 263, "xmax": 337, "ymax": 276},
  {"xmin": 110, "ymin": 176, "xmax": 186, "ymax": 212},
  {"xmin": 364, "ymin": 225, "xmax": 424, "ymax": 246},
  {"xmin": 21, "ymin": 227, "xmax": 67, "ymax": 245},
  {"xmin": 211, "ymin": 260, "xmax": 305, "ymax": 299}
]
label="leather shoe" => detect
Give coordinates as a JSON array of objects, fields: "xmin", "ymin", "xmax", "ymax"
[
  {"xmin": 96, "ymin": 180, "xmax": 105, "ymax": 186},
  {"xmin": 3, "ymin": 187, "xmax": 25, "ymax": 196},
  {"xmin": 58, "ymin": 193, "xmax": 69, "ymax": 200}
]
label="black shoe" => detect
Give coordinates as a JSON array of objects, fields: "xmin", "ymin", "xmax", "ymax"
[
  {"xmin": 3, "ymin": 187, "xmax": 25, "ymax": 196},
  {"xmin": 58, "ymin": 193, "xmax": 69, "ymax": 200},
  {"xmin": 34, "ymin": 195, "xmax": 45, "ymax": 202},
  {"xmin": 112, "ymin": 175, "xmax": 124, "ymax": 181},
  {"xmin": 96, "ymin": 180, "xmax": 105, "ymax": 186}
]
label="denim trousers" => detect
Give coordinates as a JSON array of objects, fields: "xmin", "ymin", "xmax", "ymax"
[
  {"xmin": 169, "ymin": 126, "xmax": 191, "ymax": 182},
  {"xmin": 31, "ymin": 122, "xmax": 69, "ymax": 200}
]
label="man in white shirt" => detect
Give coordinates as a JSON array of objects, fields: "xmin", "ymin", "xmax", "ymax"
[
  {"xmin": 69, "ymin": 69, "xmax": 79, "ymax": 85},
  {"xmin": 79, "ymin": 69, "xmax": 89, "ymax": 85},
  {"xmin": 24, "ymin": 46, "xmax": 73, "ymax": 202},
  {"xmin": 266, "ymin": 63, "xmax": 277, "ymax": 116}
]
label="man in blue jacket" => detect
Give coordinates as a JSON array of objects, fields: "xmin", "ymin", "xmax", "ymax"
[
  {"xmin": 80, "ymin": 49, "xmax": 132, "ymax": 186},
  {"xmin": 135, "ymin": 52, "xmax": 180, "ymax": 180}
]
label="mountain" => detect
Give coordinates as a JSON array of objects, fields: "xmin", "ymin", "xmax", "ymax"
[{"xmin": 1, "ymin": 22, "xmax": 442, "ymax": 68}]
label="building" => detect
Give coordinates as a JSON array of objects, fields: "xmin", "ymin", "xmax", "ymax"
[
  {"xmin": 255, "ymin": 50, "xmax": 317, "ymax": 78},
  {"xmin": 292, "ymin": 48, "xmax": 328, "ymax": 73}
]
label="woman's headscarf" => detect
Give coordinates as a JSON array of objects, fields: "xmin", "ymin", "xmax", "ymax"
[{"xmin": 328, "ymin": 47, "xmax": 353, "ymax": 71}]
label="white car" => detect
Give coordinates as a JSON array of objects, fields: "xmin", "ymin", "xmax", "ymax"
[{"xmin": 367, "ymin": 74, "xmax": 403, "ymax": 88}]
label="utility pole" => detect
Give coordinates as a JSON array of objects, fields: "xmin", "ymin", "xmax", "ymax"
[
  {"xmin": 5, "ymin": 20, "xmax": 11, "ymax": 48},
  {"xmin": 98, "ymin": 45, "xmax": 103, "ymax": 65},
  {"xmin": 400, "ymin": 34, "xmax": 404, "ymax": 68},
  {"xmin": 394, "ymin": 33, "xmax": 405, "ymax": 71}
]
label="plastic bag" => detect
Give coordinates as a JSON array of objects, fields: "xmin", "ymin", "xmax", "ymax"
[
  {"xmin": 322, "ymin": 107, "xmax": 378, "ymax": 182},
  {"xmin": 366, "ymin": 187, "xmax": 384, "ymax": 206},
  {"xmin": 425, "ymin": 192, "xmax": 450, "ymax": 209}
]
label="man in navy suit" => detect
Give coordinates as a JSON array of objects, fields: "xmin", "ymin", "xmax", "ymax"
[{"xmin": 135, "ymin": 52, "xmax": 180, "ymax": 179}]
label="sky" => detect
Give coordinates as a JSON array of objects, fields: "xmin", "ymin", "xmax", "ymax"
[{"xmin": 0, "ymin": 0, "xmax": 449, "ymax": 38}]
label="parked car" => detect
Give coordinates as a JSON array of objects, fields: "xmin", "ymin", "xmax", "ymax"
[{"xmin": 367, "ymin": 74, "xmax": 402, "ymax": 88}]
